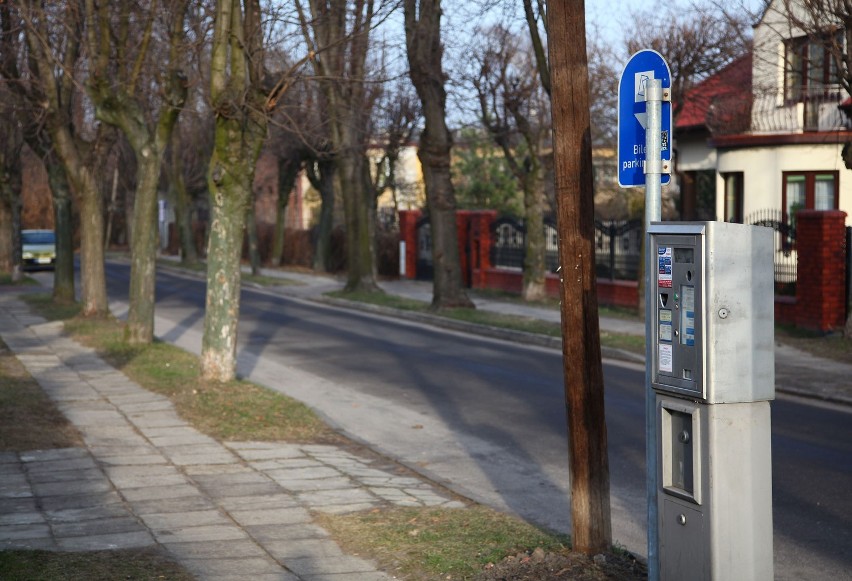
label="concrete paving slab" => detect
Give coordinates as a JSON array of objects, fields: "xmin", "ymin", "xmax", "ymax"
[
  {"xmin": 120, "ymin": 483, "xmax": 203, "ymax": 502},
  {"xmin": 45, "ymin": 504, "xmax": 133, "ymax": 523},
  {"xmin": 0, "ymin": 497, "xmax": 38, "ymax": 514},
  {"xmin": 215, "ymin": 494, "xmax": 301, "ymax": 512},
  {"xmin": 129, "ymin": 495, "xmax": 217, "ymax": 515},
  {"xmin": 52, "ymin": 516, "xmax": 147, "ymax": 538},
  {"xmin": 38, "ymin": 491, "xmax": 124, "ymax": 511},
  {"xmin": 1, "ymin": 537, "xmax": 59, "ymax": 551},
  {"xmin": 161, "ymin": 539, "xmax": 271, "ymax": 559},
  {"xmin": 153, "ymin": 524, "xmax": 249, "ymax": 543},
  {"xmin": 262, "ymin": 466, "xmax": 342, "ymax": 481},
  {"xmin": 31, "ymin": 479, "xmax": 113, "ymax": 497},
  {"xmin": 244, "ymin": 523, "xmax": 331, "ymax": 543},
  {"xmin": 0, "ymin": 512, "xmax": 44, "ymax": 526},
  {"xmin": 18, "ymin": 448, "xmax": 90, "ymax": 462},
  {"xmin": 26, "ymin": 468, "xmax": 105, "ymax": 484},
  {"xmin": 184, "ymin": 463, "xmax": 255, "ymax": 476},
  {"xmin": 228, "ymin": 506, "xmax": 312, "ymax": 526},
  {"xmin": 313, "ymin": 502, "xmax": 379, "ymax": 515},
  {"xmin": 56, "ymin": 530, "xmax": 154, "ymax": 551},
  {"xmin": 269, "ymin": 476, "xmax": 355, "ymax": 492},
  {"xmin": 284, "ymin": 555, "xmax": 382, "ymax": 576},
  {"xmin": 21, "ymin": 456, "xmax": 99, "ymax": 474},
  {"xmin": 166, "ymin": 452, "xmax": 241, "ymax": 466},
  {"xmin": 197, "ymin": 482, "xmax": 284, "ymax": 498},
  {"xmin": 249, "ymin": 458, "xmax": 324, "ymax": 471},
  {"xmin": 191, "ymin": 471, "xmax": 272, "ymax": 487},
  {"xmin": 98, "ymin": 454, "xmax": 168, "ymax": 466},
  {"xmin": 264, "ymin": 538, "xmax": 345, "ymax": 560},
  {"xmin": 140, "ymin": 510, "xmax": 231, "ymax": 531},
  {"xmin": 0, "ymin": 523, "xmax": 52, "ymax": 541},
  {"xmin": 296, "ymin": 488, "xmax": 378, "ymax": 507},
  {"xmin": 180, "ymin": 557, "xmax": 292, "ymax": 579}
]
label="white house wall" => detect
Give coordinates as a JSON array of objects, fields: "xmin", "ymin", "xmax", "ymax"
[
  {"xmin": 676, "ymin": 135, "xmax": 717, "ymax": 172},
  {"xmin": 715, "ymin": 143, "xmax": 852, "ymax": 224}
]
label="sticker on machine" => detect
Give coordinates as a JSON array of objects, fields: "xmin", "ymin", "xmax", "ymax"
[
  {"xmin": 659, "ymin": 343, "xmax": 673, "ymax": 373},
  {"xmin": 657, "ymin": 246, "xmax": 672, "ymax": 288}
]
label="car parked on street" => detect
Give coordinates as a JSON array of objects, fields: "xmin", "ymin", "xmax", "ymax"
[{"xmin": 21, "ymin": 229, "xmax": 56, "ymax": 270}]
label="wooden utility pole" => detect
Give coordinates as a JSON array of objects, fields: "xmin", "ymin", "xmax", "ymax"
[{"xmin": 546, "ymin": 0, "xmax": 612, "ymax": 555}]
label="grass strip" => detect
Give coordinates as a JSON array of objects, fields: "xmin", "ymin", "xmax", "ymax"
[
  {"xmin": 22, "ymin": 295, "xmax": 338, "ymax": 444},
  {"xmin": 315, "ymin": 506, "xmax": 572, "ymax": 581},
  {"xmin": 0, "ymin": 548, "xmax": 194, "ymax": 581},
  {"xmin": 328, "ymin": 289, "xmax": 650, "ymax": 355}
]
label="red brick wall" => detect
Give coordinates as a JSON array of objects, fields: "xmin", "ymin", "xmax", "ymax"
[{"xmin": 794, "ymin": 210, "xmax": 848, "ymax": 332}]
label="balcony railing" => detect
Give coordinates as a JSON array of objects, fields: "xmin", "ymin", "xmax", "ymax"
[{"xmin": 750, "ymin": 86, "xmax": 851, "ymax": 134}]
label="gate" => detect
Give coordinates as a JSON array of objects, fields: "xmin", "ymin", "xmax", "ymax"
[
  {"xmin": 746, "ymin": 210, "xmax": 796, "ymax": 294},
  {"xmin": 415, "ymin": 217, "xmax": 433, "ymax": 280},
  {"xmin": 490, "ymin": 217, "xmax": 560, "ymax": 272}
]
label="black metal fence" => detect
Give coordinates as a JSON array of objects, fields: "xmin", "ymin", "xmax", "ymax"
[
  {"xmin": 489, "ymin": 216, "xmax": 642, "ymax": 280},
  {"xmin": 746, "ymin": 209, "xmax": 797, "ymax": 294},
  {"xmin": 490, "ymin": 217, "xmax": 560, "ymax": 272},
  {"xmin": 594, "ymin": 219, "xmax": 642, "ymax": 280}
]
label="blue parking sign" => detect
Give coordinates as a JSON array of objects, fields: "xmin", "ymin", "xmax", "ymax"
[{"xmin": 617, "ymin": 50, "xmax": 672, "ymax": 187}]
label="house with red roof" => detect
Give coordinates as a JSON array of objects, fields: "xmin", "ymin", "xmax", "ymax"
[{"xmin": 674, "ymin": 0, "xmax": 852, "ymax": 226}]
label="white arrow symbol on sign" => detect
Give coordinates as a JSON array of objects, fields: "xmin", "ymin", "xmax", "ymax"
[{"xmin": 635, "ymin": 112, "xmax": 648, "ymax": 130}]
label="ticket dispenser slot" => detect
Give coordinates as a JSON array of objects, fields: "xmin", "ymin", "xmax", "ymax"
[{"xmin": 659, "ymin": 400, "xmax": 701, "ymax": 505}]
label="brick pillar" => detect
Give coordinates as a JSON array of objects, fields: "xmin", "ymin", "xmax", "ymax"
[
  {"xmin": 467, "ymin": 210, "xmax": 497, "ymax": 288},
  {"xmin": 794, "ymin": 210, "xmax": 848, "ymax": 332},
  {"xmin": 398, "ymin": 210, "xmax": 421, "ymax": 279},
  {"xmin": 456, "ymin": 211, "xmax": 472, "ymax": 286}
]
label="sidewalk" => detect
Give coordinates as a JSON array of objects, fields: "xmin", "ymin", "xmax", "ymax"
[{"xmin": 0, "ymin": 295, "xmax": 463, "ymax": 580}]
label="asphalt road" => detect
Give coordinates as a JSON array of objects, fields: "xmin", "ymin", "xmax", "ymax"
[{"xmin": 89, "ymin": 262, "xmax": 852, "ymax": 579}]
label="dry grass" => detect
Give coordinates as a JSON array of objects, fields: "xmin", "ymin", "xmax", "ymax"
[{"xmin": 0, "ymin": 548, "xmax": 194, "ymax": 581}]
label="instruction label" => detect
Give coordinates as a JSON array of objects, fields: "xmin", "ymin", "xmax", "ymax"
[
  {"xmin": 659, "ymin": 343, "xmax": 673, "ymax": 373},
  {"xmin": 682, "ymin": 285, "xmax": 695, "ymax": 346},
  {"xmin": 659, "ymin": 309, "xmax": 672, "ymax": 342},
  {"xmin": 658, "ymin": 246, "xmax": 672, "ymax": 288}
]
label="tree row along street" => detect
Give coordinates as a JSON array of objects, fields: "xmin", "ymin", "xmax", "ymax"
[{"xmin": 92, "ymin": 261, "xmax": 852, "ymax": 581}]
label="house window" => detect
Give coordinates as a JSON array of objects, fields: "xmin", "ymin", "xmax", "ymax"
[
  {"xmin": 784, "ymin": 33, "xmax": 843, "ymax": 129},
  {"xmin": 782, "ymin": 171, "xmax": 839, "ymax": 223},
  {"xmin": 785, "ymin": 34, "xmax": 840, "ymax": 99},
  {"xmin": 723, "ymin": 172, "xmax": 744, "ymax": 223}
]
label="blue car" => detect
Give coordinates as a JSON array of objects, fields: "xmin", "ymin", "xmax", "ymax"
[{"xmin": 21, "ymin": 229, "xmax": 56, "ymax": 270}]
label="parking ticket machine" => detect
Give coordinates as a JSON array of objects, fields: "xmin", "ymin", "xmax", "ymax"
[{"xmin": 648, "ymin": 222, "xmax": 774, "ymax": 581}]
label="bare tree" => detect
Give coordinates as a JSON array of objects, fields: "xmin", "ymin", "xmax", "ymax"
[
  {"xmin": 15, "ymin": 1, "xmax": 110, "ymax": 317},
  {"xmin": 0, "ymin": 94, "xmax": 23, "ymax": 282},
  {"xmin": 0, "ymin": 4, "xmax": 77, "ymax": 302},
  {"xmin": 83, "ymin": 0, "xmax": 190, "ymax": 344},
  {"xmin": 472, "ymin": 25, "xmax": 550, "ymax": 301},
  {"xmin": 405, "ymin": 0, "xmax": 474, "ymax": 309},
  {"xmin": 200, "ymin": 0, "xmax": 270, "ymax": 382},
  {"xmin": 296, "ymin": 0, "xmax": 383, "ymax": 293},
  {"xmin": 627, "ymin": 2, "xmax": 752, "ymax": 120}
]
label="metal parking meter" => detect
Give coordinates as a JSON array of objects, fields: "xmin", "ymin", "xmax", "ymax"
[{"xmin": 648, "ymin": 221, "xmax": 774, "ymax": 581}]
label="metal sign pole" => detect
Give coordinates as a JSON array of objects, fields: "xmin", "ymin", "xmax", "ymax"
[{"xmin": 644, "ymin": 78, "xmax": 663, "ymax": 581}]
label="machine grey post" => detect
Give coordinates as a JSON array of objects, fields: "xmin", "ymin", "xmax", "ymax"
[{"xmin": 643, "ymin": 78, "xmax": 664, "ymax": 581}]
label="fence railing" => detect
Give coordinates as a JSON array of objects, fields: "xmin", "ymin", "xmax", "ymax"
[
  {"xmin": 490, "ymin": 216, "xmax": 643, "ymax": 280},
  {"xmin": 746, "ymin": 209, "xmax": 797, "ymax": 294}
]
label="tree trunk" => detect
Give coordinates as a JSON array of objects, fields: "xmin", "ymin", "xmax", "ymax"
[
  {"xmin": 246, "ymin": 198, "xmax": 261, "ymax": 275},
  {"xmin": 75, "ymin": 165, "xmax": 109, "ymax": 317},
  {"xmin": 522, "ymin": 164, "xmax": 547, "ymax": 301},
  {"xmin": 200, "ymin": 0, "xmax": 267, "ymax": 383},
  {"xmin": 126, "ymin": 153, "xmax": 161, "ymax": 343},
  {"xmin": 404, "ymin": 0, "xmax": 473, "ymax": 309},
  {"xmin": 170, "ymin": 131, "xmax": 198, "ymax": 266},
  {"xmin": 547, "ymin": 0, "xmax": 612, "ymax": 555},
  {"xmin": 310, "ymin": 159, "xmax": 336, "ymax": 273},
  {"xmin": 340, "ymin": 126, "xmax": 379, "ymax": 293},
  {"xmin": 271, "ymin": 157, "xmax": 298, "ymax": 267},
  {"xmin": 47, "ymin": 159, "xmax": 75, "ymax": 304},
  {"xmin": 201, "ymin": 128, "xmax": 254, "ymax": 382}
]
